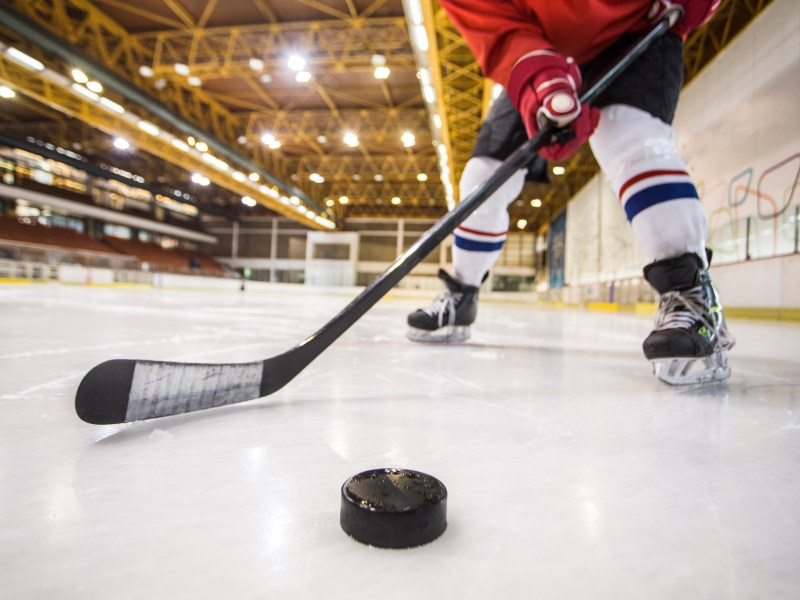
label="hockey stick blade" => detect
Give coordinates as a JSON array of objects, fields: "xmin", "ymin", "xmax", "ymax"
[{"xmin": 74, "ymin": 10, "xmax": 678, "ymax": 425}]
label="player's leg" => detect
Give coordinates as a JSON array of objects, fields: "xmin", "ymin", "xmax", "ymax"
[
  {"xmin": 407, "ymin": 92, "xmax": 543, "ymax": 343},
  {"xmin": 587, "ymin": 32, "xmax": 733, "ymax": 384}
]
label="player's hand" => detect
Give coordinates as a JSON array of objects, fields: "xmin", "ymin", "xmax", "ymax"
[
  {"xmin": 648, "ymin": 0, "xmax": 721, "ymax": 37},
  {"xmin": 507, "ymin": 50, "xmax": 599, "ymax": 163}
]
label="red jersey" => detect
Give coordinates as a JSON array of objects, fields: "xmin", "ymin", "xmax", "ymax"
[{"xmin": 439, "ymin": 0, "xmax": 654, "ymax": 86}]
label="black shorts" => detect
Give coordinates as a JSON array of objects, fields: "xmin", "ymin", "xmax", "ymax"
[{"xmin": 471, "ymin": 31, "xmax": 685, "ymax": 176}]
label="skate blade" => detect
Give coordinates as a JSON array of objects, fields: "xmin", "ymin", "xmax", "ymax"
[
  {"xmin": 651, "ymin": 347, "xmax": 730, "ymax": 386},
  {"xmin": 406, "ymin": 325, "xmax": 470, "ymax": 344}
]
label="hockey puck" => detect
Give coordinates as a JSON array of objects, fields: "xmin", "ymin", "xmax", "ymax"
[{"xmin": 340, "ymin": 468, "xmax": 447, "ymax": 549}]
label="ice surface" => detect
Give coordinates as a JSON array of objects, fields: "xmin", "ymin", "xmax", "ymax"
[{"xmin": 1, "ymin": 282, "xmax": 799, "ymax": 599}]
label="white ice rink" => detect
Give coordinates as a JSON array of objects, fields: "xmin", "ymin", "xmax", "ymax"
[{"xmin": 1, "ymin": 281, "xmax": 799, "ymax": 599}]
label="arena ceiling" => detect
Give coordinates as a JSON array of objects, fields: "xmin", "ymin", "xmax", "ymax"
[{"xmin": 0, "ymin": 0, "xmax": 774, "ymax": 232}]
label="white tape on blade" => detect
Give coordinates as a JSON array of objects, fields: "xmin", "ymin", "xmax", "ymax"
[{"xmin": 126, "ymin": 361, "xmax": 264, "ymax": 421}]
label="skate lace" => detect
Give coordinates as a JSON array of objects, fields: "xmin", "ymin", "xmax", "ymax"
[
  {"xmin": 654, "ymin": 286, "xmax": 721, "ymax": 339},
  {"xmin": 422, "ymin": 291, "xmax": 461, "ymax": 328}
]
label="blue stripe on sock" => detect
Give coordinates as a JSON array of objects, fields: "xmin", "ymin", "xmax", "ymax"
[
  {"xmin": 454, "ymin": 235, "xmax": 505, "ymax": 252},
  {"xmin": 624, "ymin": 182, "xmax": 699, "ymax": 221}
]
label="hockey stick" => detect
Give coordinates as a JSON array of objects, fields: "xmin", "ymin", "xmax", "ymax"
[{"xmin": 75, "ymin": 7, "xmax": 682, "ymax": 424}]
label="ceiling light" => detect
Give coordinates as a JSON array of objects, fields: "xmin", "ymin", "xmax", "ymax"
[
  {"xmin": 552, "ymin": 166, "xmax": 566, "ymax": 176},
  {"xmin": 237, "ymin": 135, "xmax": 247, "ymax": 144},
  {"xmin": 0, "ymin": 86, "xmax": 15, "ymax": 98},
  {"xmin": 391, "ymin": 196, "xmax": 401, "ymax": 205},
  {"xmin": 99, "ymin": 97, "xmax": 125, "ymax": 114},
  {"xmin": 352, "ymin": 174, "xmax": 361, "ymax": 181},
  {"xmin": 298, "ymin": 205, "xmax": 308, "ymax": 214},
  {"xmin": 343, "ymin": 132, "xmax": 359, "ymax": 147},
  {"xmin": 249, "ymin": 58, "xmax": 264, "ymax": 71},
  {"xmin": 401, "ymin": 131, "xmax": 416, "ymax": 147},
  {"xmin": 187, "ymin": 76, "xmax": 202, "ymax": 87},
  {"xmin": 373, "ymin": 66, "xmax": 390, "ymax": 80},
  {"xmin": 371, "ymin": 54, "xmax": 386, "ymax": 67},
  {"xmin": 433, "ymin": 114, "xmax": 442, "ymax": 129},
  {"xmin": 268, "ymin": 140, "xmax": 282, "ymax": 149},
  {"xmin": 113, "ymin": 137, "xmax": 130, "ymax": 150},
  {"xmin": 139, "ymin": 65, "xmax": 154, "ymax": 78},
  {"xmin": 71, "ymin": 69, "xmax": 89, "ymax": 84},
  {"xmin": 86, "ymin": 80, "xmax": 103, "ymax": 93},
  {"xmin": 338, "ymin": 196, "xmax": 349, "ymax": 205},
  {"xmin": 137, "ymin": 120, "xmax": 160, "ymax": 136},
  {"xmin": 195, "ymin": 141, "xmax": 209, "ymax": 152},
  {"xmin": 295, "ymin": 70, "xmax": 312, "ymax": 83},
  {"xmin": 290, "ymin": 196, "xmax": 301, "ymax": 205},
  {"xmin": 232, "ymin": 171, "xmax": 247, "ymax": 182},
  {"xmin": 241, "ymin": 196, "xmax": 257, "ymax": 207},
  {"xmin": 191, "ymin": 173, "xmax": 210, "ymax": 186},
  {"xmin": 174, "ymin": 63, "xmax": 190, "ymax": 76},
  {"xmin": 309, "ymin": 173, "xmax": 325, "ymax": 183},
  {"xmin": 413, "ymin": 25, "xmax": 429, "ymax": 52},
  {"xmin": 316, "ymin": 135, "xmax": 328, "ymax": 144},
  {"xmin": 259, "ymin": 74, "xmax": 272, "ymax": 84},
  {"xmin": 531, "ymin": 198, "xmax": 542, "ymax": 208},
  {"xmin": 517, "ymin": 219, "xmax": 528, "ymax": 230},
  {"xmin": 6, "ymin": 48, "xmax": 44, "ymax": 72},
  {"xmin": 187, "ymin": 136, "xmax": 196, "ymax": 146},
  {"xmin": 287, "ymin": 55, "xmax": 305, "ymax": 72},
  {"xmin": 171, "ymin": 139, "xmax": 190, "ymax": 152},
  {"xmin": 373, "ymin": 174, "xmax": 383, "ymax": 182},
  {"xmin": 248, "ymin": 172, "xmax": 260, "ymax": 182},
  {"xmin": 325, "ymin": 198, "xmax": 335, "ymax": 207},
  {"xmin": 417, "ymin": 173, "xmax": 428, "ymax": 182},
  {"xmin": 71, "ymin": 83, "xmax": 99, "ymax": 102}
]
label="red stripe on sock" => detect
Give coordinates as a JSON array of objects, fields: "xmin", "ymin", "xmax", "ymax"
[
  {"xmin": 456, "ymin": 225, "xmax": 508, "ymax": 237},
  {"xmin": 619, "ymin": 169, "xmax": 689, "ymax": 200}
]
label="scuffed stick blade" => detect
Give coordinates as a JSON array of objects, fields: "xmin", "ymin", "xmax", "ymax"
[{"xmin": 75, "ymin": 359, "xmax": 266, "ymax": 424}]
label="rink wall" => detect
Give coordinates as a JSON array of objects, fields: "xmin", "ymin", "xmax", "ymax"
[{"xmin": 563, "ymin": 0, "xmax": 800, "ymax": 316}]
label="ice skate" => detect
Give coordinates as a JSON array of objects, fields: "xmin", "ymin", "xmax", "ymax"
[
  {"xmin": 407, "ymin": 269, "xmax": 480, "ymax": 343},
  {"xmin": 642, "ymin": 253, "xmax": 735, "ymax": 385}
]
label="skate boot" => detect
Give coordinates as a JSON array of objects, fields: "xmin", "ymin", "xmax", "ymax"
[
  {"xmin": 643, "ymin": 252, "xmax": 735, "ymax": 385},
  {"xmin": 407, "ymin": 269, "xmax": 480, "ymax": 343}
]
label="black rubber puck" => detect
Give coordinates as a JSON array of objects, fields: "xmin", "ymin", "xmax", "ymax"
[{"xmin": 340, "ymin": 468, "xmax": 447, "ymax": 549}]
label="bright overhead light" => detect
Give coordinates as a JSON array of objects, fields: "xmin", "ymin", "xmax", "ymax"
[
  {"xmin": 391, "ymin": 196, "xmax": 401, "ymax": 205},
  {"xmin": 113, "ymin": 137, "xmax": 130, "ymax": 150},
  {"xmin": 249, "ymin": 58, "xmax": 264, "ymax": 71},
  {"xmin": 552, "ymin": 166, "xmax": 566, "ymax": 176},
  {"xmin": 517, "ymin": 218, "xmax": 528, "ymax": 230},
  {"xmin": 71, "ymin": 69, "xmax": 89, "ymax": 84},
  {"xmin": 401, "ymin": 131, "xmax": 416, "ymax": 147},
  {"xmin": 373, "ymin": 66, "xmax": 390, "ymax": 80},
  {"xmin": 261, "ymin": 132, "xmax": 283, "ymax": 150},
  {"xmin": 316, "ymin": 135, "xmax": 328, "ymax": 144},
  {"xmin": 195, "ymin": 141, "xmax": 209, "ymax": 152},
  {"xmin": 187, "ymin": 76, "xmax": 202, "ymax": 87},
  {"xmin": 287, "ymin": 55, "xmax": 305, "ymax": 71},
  {"xmin": 325, "ymin": 198, "xmax": 335, "ymax": 207},
  {"xmin": 417, "ymin": 173, "xmax": 428, "ymax": 182},
  {"xmin": 232, "ymin": 171, "xmax": 247, "ymax": 182},
  {"xmin": 237, "ymin": 135, "xmax": 248, "ymax": 144},
  {"xmin": 338, "ymin": 196, "xmax": 349, "ymax": 205},
  {"xmin": 139, "ymin": 65, "xmax": 154, "ymax": 78},
  {"xmin": 530, "ymin": 198, "xmax": 542, "ymax": 208},
  {"xmin": 0, "ymin": 86, "xmax": 16, "ymax": 99},
  {"xmin": 433, "ymin": 114, "xmax": 442, "ymax": 129},
  {"xmin": 290, "ymin": 196, "xmax": 301, "ymax": 206},
  {"xmin": 86, "ymin": 80, "xmax": 103, "ymax": 93},
  {"xmin": 191, "ymin": 173, "xmax": 210, "ymax": 186},
  {"xmin": 174, "ymin": 63, "xmax": 190, "ymax": 76},
  {"xmin": 187, "ymin": 136, "xmax": 196, "ymax": 146},
  {"xmin": 268, "ymin": 140, "xmax": 281, "ymax": 149},
  {"xmin": 241, "ymin": 196, "xmax": 257, "ymax": 207},
  {"xmin": 71, "ymin": 83, "xmax": 99, "ymax": 102},
  {"xmin": 171, "ymin": 138, "xmax": 190, "ymax": 152},
  {"xmin": 248, "ymin": 172, "xmax": 260, "ymax": 182},
  {"xmin": 371, "ymin": 54, "xmax": 386, "ymax": 67},
  {"xmin": 259, "ymin": 73, "xmax": 272, "ymax": 84},
  {"xmin": 295, "ymin": 70, "xmax": 312, "ymax": 83},
  {"xmin": 343, "ymin": 132, "xmax": 359, "ymax": 147},
  {"xmin": 373, "ymin": 174, "xmax": 383, "ymax": 182},
  {"xmin": 6, "ymin": 48, "xmax": 44, "ymax": 72},
  {"xmin": 413, "ymin": 25, "xmax": 429, "ymax": 52},
  {"xmin": 99, "ymin": 97, "xmax": 125, "ymax": 114},
  {"xmin": 309, "ymin": 172, "xmax": 325, "ymax": 183},
  {"xmin": 298, "ymin": 205, "xmax": 308, "ymax": 214},
  {"xmin": 137, "ymin": 120, "xmax": 160, "ymax": 136}
]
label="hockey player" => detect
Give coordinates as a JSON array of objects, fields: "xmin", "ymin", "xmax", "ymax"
[{"xmin": 406, "ymin": 0, "xmax": 734, "ymax": 385}]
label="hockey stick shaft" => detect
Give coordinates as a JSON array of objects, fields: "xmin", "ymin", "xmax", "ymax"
[{"xmin": 75, "ymin": 9, "xmax": 680, "ymax": 424}]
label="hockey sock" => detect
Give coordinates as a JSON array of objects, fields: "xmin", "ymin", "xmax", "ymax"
[
  {"xmin": 452, "ymin": 156, "xmax": 526, "ymax": 286},
  {"xmin": 589, "ymin": 104, "xmax": 708, "ymax": 262}
]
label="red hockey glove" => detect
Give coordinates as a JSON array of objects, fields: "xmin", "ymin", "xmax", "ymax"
[
  {"xmin": 506, "ymin": 50, "xmax": 600, "ymax": 163},
  {"xmin": 649, "ymin": 0, "xmax": 721, "ymax": 37}
]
